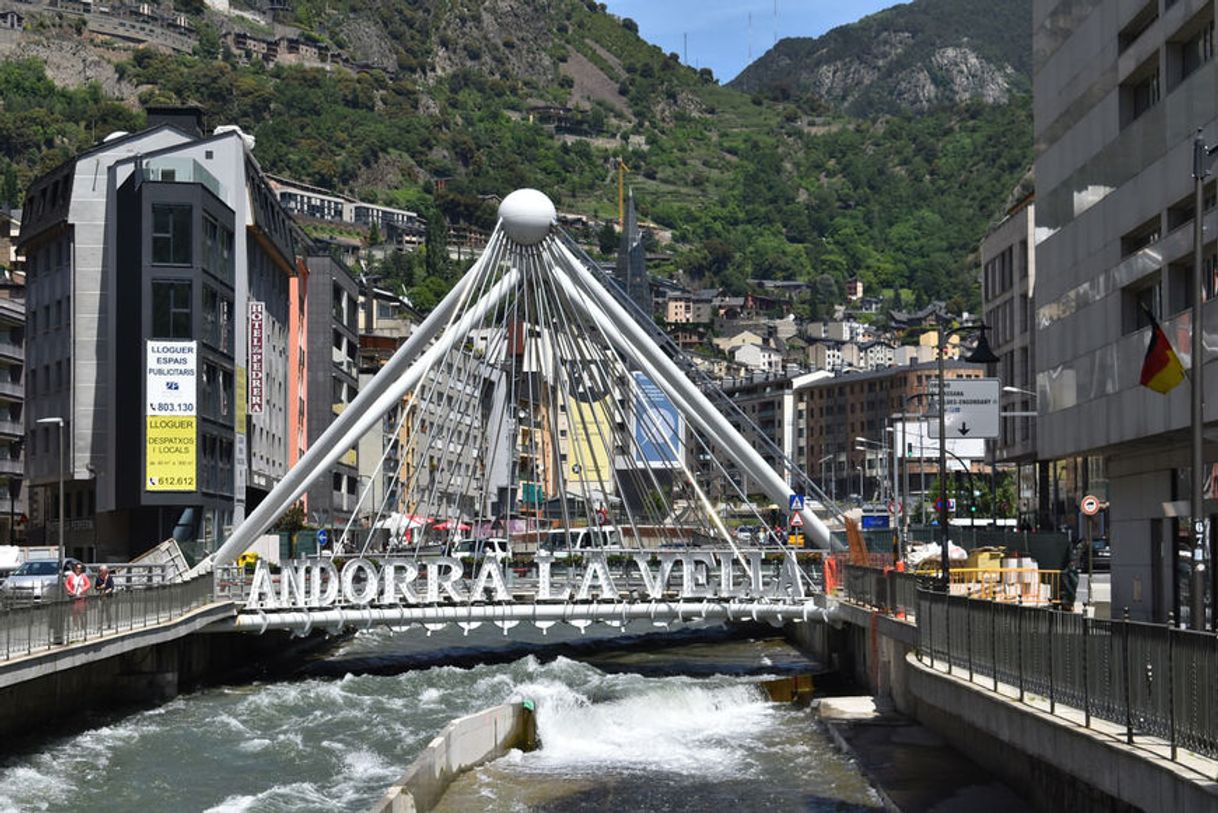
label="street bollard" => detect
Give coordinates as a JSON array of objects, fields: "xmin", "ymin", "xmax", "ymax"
[
  {"xmin": 1167, "ymin": 612, "xmax": 1176, "ymax": 762},
  {"xmin": 1123, "ymin": 607, "xmax": 1133, "ymax": 745}
]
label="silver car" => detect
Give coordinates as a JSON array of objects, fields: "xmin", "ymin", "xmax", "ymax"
[{"xmin": 0, "ymin": 559, "xmax": 64, "ymax": 603}]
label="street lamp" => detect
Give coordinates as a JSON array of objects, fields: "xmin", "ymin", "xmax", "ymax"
[
  {"xmin": 855, "ymin": 437, "xmax": 890, "ymax": 506},
  {"xmin": 36, "ymin": 417, "xmax": 64, "ymax": 582},
  {"xmin": 817, "ymin": 453, "xmax": 836, "ymax": 504}
]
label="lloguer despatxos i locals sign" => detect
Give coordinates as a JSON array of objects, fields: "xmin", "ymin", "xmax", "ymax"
[{"xmin": 243, "ymin": 551, "xmax": 807, "ymax": 611}]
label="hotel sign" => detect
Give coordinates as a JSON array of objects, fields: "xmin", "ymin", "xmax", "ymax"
[{"xmin": 248, "ymin": 301, "xmax": 265, "ymax": 415}]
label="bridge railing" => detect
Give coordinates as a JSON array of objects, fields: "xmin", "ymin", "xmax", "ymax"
[
  {"xmin": 917, "ymin": 589, "xmax": 1218, "ymax": 764},
  {"xmin": 0, "ymin": 575, "xmax": 215, "ymax": 663}
]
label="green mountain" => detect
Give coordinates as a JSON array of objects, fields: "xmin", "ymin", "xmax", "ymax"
[
  {"xmin": 729, "ymin": 0, "xmax": 1032, "ymax": 117},
  {"xmin": 0, "ymin": 0, "xmax": 1033, "ymax": 312}
]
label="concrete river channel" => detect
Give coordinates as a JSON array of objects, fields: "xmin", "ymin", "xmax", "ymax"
[{"xmin": 0, "ymin": 623, "xmax": 880, "ymax": 812}]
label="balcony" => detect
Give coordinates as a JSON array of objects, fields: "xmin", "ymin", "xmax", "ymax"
[
  {"xmin": 0, "ymin": 419, "xmax": 22, "ymax": 439},
  {"xmin": 0, "ymin": 457, "xmax": 21, "ymax": 477},
  {"xmin": 0, "ymin": 338, "xmax": 22, "ymax": 363},
  {"xmin": 0, "ymin": 380, "xmax": 22, "ymax": 400},
  {"xmin": 141, "ymin": 157, "xmax": 226, "ymax": 200}
]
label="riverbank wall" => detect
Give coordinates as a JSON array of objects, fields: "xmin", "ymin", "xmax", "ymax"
[
  {"xmin": 371, "ymin": 702, "xmax": 537, "ymax": 813},
  {"xmin": 0, "ymin": 605, "xmax": 333, "ymax": 746},
  {"xmin": 787, "ymin": 600, "xmax": 1218, "ymax": 812}
]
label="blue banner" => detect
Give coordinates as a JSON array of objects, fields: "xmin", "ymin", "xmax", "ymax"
[{"xmin": 631, "ymin": 372, "xmax": 682, "ymax": 468}]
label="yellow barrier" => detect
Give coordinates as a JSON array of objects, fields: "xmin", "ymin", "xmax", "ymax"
[{"xmin": 913, "ymin": 566, "xmax": 1061, "ymax": 606}]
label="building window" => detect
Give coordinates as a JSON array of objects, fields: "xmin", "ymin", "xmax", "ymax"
[
  {"xmin": 1170, "ymin": 13, "xmax": 1215, "ymax": 89},
  {"xmin": 1122, "ymin": 274, "xmax": 1161, "ymax": 334},
  {"xmin": 152, "ymin": 280, "xmax": 192, "ymax": 338},
  {"xmin": 1121, "ymin": 58, "xmax": 1160, "ymax": 126},
  {"xmin": 151, "ymin": 204, "xmax": 192, "ymax": 265}
]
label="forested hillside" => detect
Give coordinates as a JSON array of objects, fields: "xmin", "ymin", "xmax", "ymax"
[{"xmin": 0, "ymin": 0, "xmax": 1034, "ymax": 313}]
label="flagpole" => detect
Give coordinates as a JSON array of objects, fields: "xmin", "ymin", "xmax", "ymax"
[{"xmin": 1192, "ymin": 130, "xmax": 1210, "ymax": 631}]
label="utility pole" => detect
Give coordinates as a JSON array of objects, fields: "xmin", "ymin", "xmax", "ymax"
[{"xmin": 1192, "ymin": 131, "xmax": 1216, "ymax": 630}]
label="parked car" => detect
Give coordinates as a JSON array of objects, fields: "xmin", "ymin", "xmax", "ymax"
[
  {"xmin": 0, "ymin": 558, "xmax": 84, "ymax": 603},
  {"xmin": 735, "ymin": 525, "xmax": 760, "ymax": 544},
  {"xmin": 1087, "ymin": 538, "xmax": 1111, "ymax": 572}
]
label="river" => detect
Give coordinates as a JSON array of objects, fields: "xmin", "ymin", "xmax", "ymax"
[{"xmin": 0, "ymin": 624, "xmax": 879, "ymax": 812}]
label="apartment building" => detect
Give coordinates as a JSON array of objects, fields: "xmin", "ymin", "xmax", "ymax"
[
  {"xmin": 1033, "ymin": 0, "xmax": 1218, "ymax": 621},
  {"xmin": 16, "ymin": 108, "xmax": 328, "ymax": 560},
  {"xmin": 801, "ymin": 361, "xmax": 986, "ymax": 503},
  {"xmin": 304, "ymin": 255, "xmax": 360, "ymax": 529},
  {"xmin": 980, "ymin": 194, "xmax": 1045, "ymax": 526}
]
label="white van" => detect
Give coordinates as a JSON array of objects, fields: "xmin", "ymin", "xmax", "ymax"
[
  {"xmin": 537, "ymin": 527, "xmax": 622, "ymax": 559},
  {"xmin": 448, "ymin": 538, "xmax": 512, "ymax": 561}
]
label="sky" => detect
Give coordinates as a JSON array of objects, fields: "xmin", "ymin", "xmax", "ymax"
[{"xmin": 603, "ymin": 1, "xmax": 900, "ymax": 84}]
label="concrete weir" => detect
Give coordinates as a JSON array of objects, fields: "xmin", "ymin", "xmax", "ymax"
[{"xmin": 370, "ymin": 702, "xmax": 537, "ymax": 813}]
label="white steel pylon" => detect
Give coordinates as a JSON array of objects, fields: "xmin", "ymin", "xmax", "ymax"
[{"xmin": 202, "ymin": 189, "xmax": 832, "ymax": 572}]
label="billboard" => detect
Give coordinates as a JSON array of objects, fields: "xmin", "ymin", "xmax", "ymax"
[
  {"xmin": 146, "ymin": 416, "xmax": 197, "ymax": 491},
  {"xmin": 146, "ymin": 340, "xmax": 196, "ymax": 415},
  {"xmin": 146, "ymin": 340, "xmax": 197, "ymax": 492},
  {"xmin": 631, "ymin": 371, "xmax": 682, "ymax": 468}
]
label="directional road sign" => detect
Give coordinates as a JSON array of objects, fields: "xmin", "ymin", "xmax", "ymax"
[
  {"xmin": 316, "ymin": 528, "xmax": 329, "ymax": 547},
  {"xmin": 927, "ymin": 378, "xmax": 1000, "ymax": 439},
  {"xmin": 789, "ymin": 494, "xmax": 805, "ymax": 511}
]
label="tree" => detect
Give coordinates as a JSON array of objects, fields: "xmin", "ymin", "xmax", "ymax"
[
  {"xmin": 0, "ymin": 163, "xmax": 17, "ymax": 208},
  {"xmin": 193, "ymin": 22, "xmax": 221, "ymax": 60},
  {"xmin": 597, "ymin": 221, "xmax": 617, "ymax": 255},
  {"xmin": 273, "ymin": 502, "xmax": 309, "ymax": 533}
]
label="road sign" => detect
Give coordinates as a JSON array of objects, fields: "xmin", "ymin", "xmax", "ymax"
[
  {"xmin": 316, "ymin": 528, "xmax": 329, "ymax": 547},
  {"xmin": 789, "ymin": 494, "xmax": 805, "ymax": 511},
  {"xmin": 1080, "ymin": 494, "xmax": 1101, "ymax": 516},
  {"xmin": 887, "ymin": 499, "xmax": 903, "ymax": 514},
  {"xmin": 934, "ymin": 498, "xmax": 958, "ymax": 512},
  {"xmin": 927, "ymin": 378, "xmax": 1000, "ymax": 439},
  {"xmin": 789, "ymin": 512, "xmax": 804, "ymax": 528}
]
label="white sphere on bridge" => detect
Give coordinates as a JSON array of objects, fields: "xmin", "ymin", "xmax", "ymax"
[{"xmin": 498, "ymin": 188, "xmax": 556, "ymax": 245}]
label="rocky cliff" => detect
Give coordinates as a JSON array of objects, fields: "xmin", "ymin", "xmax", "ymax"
[{"xmin": 729, "ymin": 0, "xmax": 1031, "ymax": 116}]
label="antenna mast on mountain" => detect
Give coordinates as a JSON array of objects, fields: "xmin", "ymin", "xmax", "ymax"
[
  {"xmin": 774, "ymin": 0, "xmax": 778, "ymax": 44},
  {"xmin": 748, "ymin": 12, "xmax": 753, "ymax": 60}
]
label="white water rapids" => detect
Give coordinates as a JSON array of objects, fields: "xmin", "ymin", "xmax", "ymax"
[{"xmin": 0, "ymin": 629, "xmax": 877, "ymax": 812}]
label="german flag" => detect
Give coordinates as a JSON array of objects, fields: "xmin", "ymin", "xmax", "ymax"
[{"xmin": 1140, "ymin": 309, "xmax": 1186, "ymax": 394}]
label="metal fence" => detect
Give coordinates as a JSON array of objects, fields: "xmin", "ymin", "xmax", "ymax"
[
  {"xmin": 918, "ymin": 590, "xmax": 1218, "ymax": 762},
  {"xmin": 841, "ymin": 564, "xmax": 922, "ymax": 617},
  {"xmin": 0, "ymin": 576, "xmax": 216, "ymax": 662}
]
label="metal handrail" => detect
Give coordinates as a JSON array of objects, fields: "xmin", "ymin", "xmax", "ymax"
[
  {"xmin": 916, "ymin": 590, "xmax": 1218, "ymax": 764},
  {"xmin": 0, "ymin": 575, "xmax": 216, "ymax": 662}
]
